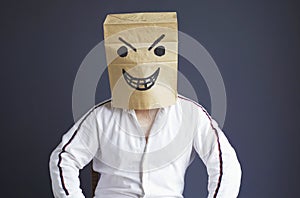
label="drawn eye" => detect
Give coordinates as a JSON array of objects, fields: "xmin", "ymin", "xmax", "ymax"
[
  {"xmin": 154, "ymin": 45, "xmax": 165, "ymax": 56},
  {"xmin": 117, "ymin": 46, "xmax": 128, "ymax": 57}
]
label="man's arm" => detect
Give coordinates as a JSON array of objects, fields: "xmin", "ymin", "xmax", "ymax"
[
  {"xmin": 193, "ymin": 107, "xmax": 242, "ymax": 198},
  {"xmin": 49, "ymin": 109, "xmax": 99, "ymax": 198}
]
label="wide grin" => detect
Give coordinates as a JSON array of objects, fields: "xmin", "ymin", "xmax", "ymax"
[{"xmin": 122, "ymin": 68, "xmax": 160, "ymax": 91}]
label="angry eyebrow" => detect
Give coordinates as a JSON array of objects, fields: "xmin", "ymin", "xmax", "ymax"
[
  {"xmin": 148, "ymin": 34, "xmax": 165, "ymax": 51},
  {"xmin": 118, "ymin": 37, "xmax": 137, "ymax": 52}
]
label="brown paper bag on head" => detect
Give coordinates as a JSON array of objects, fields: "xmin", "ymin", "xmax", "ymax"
[{"xmin": 103, "ymin": 12, "xmax": 178, "ymax": 109}]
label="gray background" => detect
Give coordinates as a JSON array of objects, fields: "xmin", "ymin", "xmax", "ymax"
[{"xmin": 1, "ymin": 0, "xmax": 299, "ymax": 197}]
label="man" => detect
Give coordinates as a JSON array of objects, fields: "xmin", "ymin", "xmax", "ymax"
[{"xmin": 49, "ymin": 12, "xmax": 242, "ymax": 198}]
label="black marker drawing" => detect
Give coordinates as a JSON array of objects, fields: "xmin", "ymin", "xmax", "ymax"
[{"xmin": 122, "ymin": 68, "xmax": 160, "ymax": 91}]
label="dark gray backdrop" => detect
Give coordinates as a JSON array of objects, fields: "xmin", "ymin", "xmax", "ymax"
[{"xmin": 1, "ymin": 0, "xmax": 299, "ymax": 197}]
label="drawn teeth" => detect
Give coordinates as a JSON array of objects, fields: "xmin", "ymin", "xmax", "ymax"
[{"xmin": 122, "ymin": 68, "xmax": 160, "ymax": 91}]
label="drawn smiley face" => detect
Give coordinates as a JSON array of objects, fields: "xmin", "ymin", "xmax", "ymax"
[
  {"xmin": 117, "ymin": 34, "xmax": 166, "ymax": 91},
  {"xmin": 103, "ymin": 12, "xmax": 178, "ymax": 109}
]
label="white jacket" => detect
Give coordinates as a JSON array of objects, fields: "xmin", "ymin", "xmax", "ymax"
[{"xmin": 49, "ymin": 95, "xmax": 242, "ymax": 198}]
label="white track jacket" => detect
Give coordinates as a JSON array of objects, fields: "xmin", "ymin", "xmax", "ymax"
[{"xmin": 49, "ymin": 95, "xmax": 242, "ymax": 198}]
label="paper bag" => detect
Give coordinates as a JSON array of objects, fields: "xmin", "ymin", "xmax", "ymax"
[{"xmin": 103, "ymin": 12, "xmax": 178, "ymax": 109}]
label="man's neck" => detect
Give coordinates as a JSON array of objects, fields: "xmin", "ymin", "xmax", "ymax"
[{"xmin": 134, "ymin": 109, "xmax": 159, "ymax": 142}]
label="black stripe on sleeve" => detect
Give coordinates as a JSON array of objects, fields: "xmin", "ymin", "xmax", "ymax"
[
  {"xmin": 57, "ymin": 100, "xmax": 111, "ymax": 195},
  {"xmin": 178, "ymin": 96, "xmax": 223, "ymax": 198}
]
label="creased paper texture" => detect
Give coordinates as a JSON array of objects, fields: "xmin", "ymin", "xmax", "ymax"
[{"xmin": 104, "ymin": 12, "xmax": 178, "ymax": 109}]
